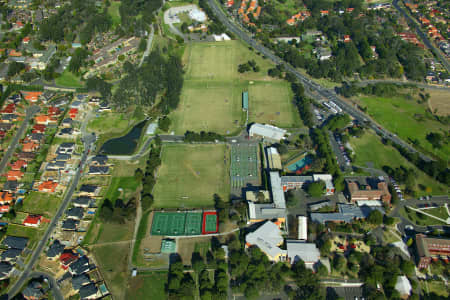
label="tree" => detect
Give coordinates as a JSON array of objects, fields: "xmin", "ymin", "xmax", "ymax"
[
  {"xmin": 306, "ymin": 181, "xmax": 325, "ymax": 197},
  {"xmin": 319, "ymin": 238, "xmax": 332, "ymax": 256},
  {"xmin": 158, "ymin": 116, "xmax": 171, "ymax": 132},
  {"xmin": 400, "ymin": 260, "xmax": 415, "ymax": 277},
  {"xmin": 333, "ymin": 255, "xmax": 347, "ymax": 272},
  {"xmin": 367, "ymin": 210, "xmax": 383, "ymax": 225},
  {"xmin": 426, "ymin": 132, "xmax": 443, "ymax": 149},
  {"xmin": 7, "ymin": 62, "xmax": 25, "ymax": 77},
  {"xmin": 69, "ymin": 48, "xmax": 88, "ymax": 74}
]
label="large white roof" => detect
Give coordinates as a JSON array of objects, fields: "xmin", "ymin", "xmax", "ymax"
[
  {"xmin": 395, "ymin": 276, "xmax": 412, "ymax": 296},
  {"xmin": 249, "ymin": 123, "xmax": 287, "ymax": 141},
  {"xmin": 270, "ymin": 172, "xmax": 286, "ymax": 209},
  {"xmin": 286, "ymin": 240, "xmax": 320, "ymax": 265},
  {"xmin": 246, "ymin": 221, "xmax": 286, "ymax": 259}
]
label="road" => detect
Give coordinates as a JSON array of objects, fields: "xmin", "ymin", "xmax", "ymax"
[
  {"xmin": 0, "ymin": 105, "xmax": 40, "ymax": 174},
  {"xmin": 138, "ymin": 25, "xmax": 155, "ymax": 68},
  {"xmin": 392, "ymin": 0, "xmax": 450, "ymax": 73},
  {"xmin": 7, "ymin": 122, "xmax": 95, "ymax": 299},
  {"xmin": 207, "ymin": 0, "xmax": 434, "ymax": 163}
]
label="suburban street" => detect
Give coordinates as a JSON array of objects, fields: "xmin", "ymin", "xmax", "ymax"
[
  {"xmin": 7, "ymin": 121, "xmax": 95, "ymax": 299},
  {"xmin": 0, "ymin": 105, "xmax": 40, "ymax": 174},
  {"xmin": 392, "ymin": 0, "xmax": 450, "ymax": 73},
  {"xmin": 207, "ymin": 0, "xmax": 435, "ymax": 163}
]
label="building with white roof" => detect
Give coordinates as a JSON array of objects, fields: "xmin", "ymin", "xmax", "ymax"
[
  {"xmin": 286, "ymin": 240, "xmax": 320, "ymax": 268},
  {"xmin": 298, "ymin": 216, "xmax": 307, "ymax": 240},
  {"xmin": 270, "ymin": 172, "xmax": 286, "ymax": 209},
  {"xmin": 266, "ymin": 147, "xmax": 282, "ymax": 170},
  {"xmin": 189, "ymin": 8, "xmax": 207, "ymax": 22},
  {"xmin": 245, "ymin": 221, "xmax": 287, "ymax": 262},
  {"xmin": 249, "ymin": 123, "xmax": 287, "ymax": 141},
  {"xmin": 395, "ymin": 276, "xmax": 412, "ymax": 298}
]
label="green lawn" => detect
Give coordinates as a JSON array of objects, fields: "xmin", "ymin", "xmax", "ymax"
[
  {"xmin": 248, "ymin": 81, "xmax": 302, "ymax": 128},
  {"xmin": 153, "ymin": 144, "xmax": 229, "ymax": 208},
  {"xmin": 20, "ymin": 191, "xmax": 62, "ymax": 218},
  {"xmin": 170, "ymin": 40, "xmax": 298, "ymax": 134},
  {"xmin": 105, "ymin": 176, "xmax": 140, "ymax": 204},
  {"xmin": 126, "ymin": 271, "xmax": 168, "ymax": 300},
  {"xmin": 358, "ymin": 95, "xmax": 449, "ymax": 162},
  {"xmin": 400, "ymin": 207, "xmax": 446, "ymax": 226},
  {"xmin": 350, "ymin": 131, "xmax": 447, "ymax": 196},
  {"xmin": 55, "ymin": 70, "xmax": 83, "ymax": 88},
  {"xmin": 422, "ymin": 207, "xmax": 449, "ymax": 220},
  {"xmin": 108, "ymin": 1, "xmax": 121, "ymax": 26},
  {"xmin": 88, "ymin": 112, "xmax": 131, "ymax": 135}
]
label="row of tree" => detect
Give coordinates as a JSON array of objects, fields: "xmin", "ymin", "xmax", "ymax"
[
  {"xmin": 184, "ymin": 131, "xmax": 226, "ymax": 143},
  {"xmin": 137, "ymin": 142, "xmax": 162, "ymax": 211},
  {"xmin": 99, "ymin": 197, "xmax": 136, "ymax": 223}
]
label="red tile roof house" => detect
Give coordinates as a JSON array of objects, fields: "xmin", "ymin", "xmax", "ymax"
[
  {"xmin": 32, "ymin": 124, "xmax": 46, "ymax": 133},
  {"xmin": 22, "ymin": 36, "xmax": 30, "ymax": 44},
  {"xmin": 0, "ymin": 205, "xmax": 10, "ymax": 213},
  {"xmin": 38, "ymin": 180, "xmax": 58, "ymax": 193},
  {"xmin": 0, "ymin": 131, "xmax": 6, "ymax": 139},
  {"xmin": 69, "ymin": 108, "xmax": 78, "ymax": 119},
  {"xmin": 0, "ymin": 191, "xmax": 14, "ymax": 205},
  {"xmin": 9, "ymin": 159, "xmax": 27, "ymax": 171},
  {"xmin": 23, "ymin": 215, "xmax": 42, "ymax": 227},
  {"xmin": 59, "ymin": 252, "xmax": 79, "ymax": 270},
  {"xmin": 47, "ymin": 106, "xmax": 61, "ymax": 117},
  {"xmin": 0, "ymin": 104, "xmax": 16, "ymax": 114},
  {"xmin": 6, "ymin": 170, "xmax": 23, "ymax": 181},
  {"xmin": 34, "ymin": 115, "xmax": 57, "ymax": 125},
  {"xmin": 21, "ymin": 91, "xmax": 42, "ymax": 103},
  {"xmin": 22, "ymin": 141, "xmax": 39, "ymax": 153}
]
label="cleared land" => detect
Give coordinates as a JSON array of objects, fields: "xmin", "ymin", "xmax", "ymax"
[
  {"xmin": 357, "ymin": 95, "xmax": 449, "ymax": 162},
  {"xmin": 248, "ymin": 81, "xmax": 301, "ymax": 127},
  {"xmin": 177, "ymin": 237, "xmax": 211, "ymax": 264},
  {"xmin": 20, "ymin": 192, "xmax": 61, "ymax": 218},
  {"xmin": 171, "ymin": 41, "xmax": 298, "ymax": 134},
  {"xmin": 427, "ymin": 89, "xmax": 450, "ymax": 116},
  {"xmin": 153, "ymin": 144, "xmax": 229, "ymax": 208},
  {"xmin": 126, "ymin": 271, "xmax": 168, "ymax": 300},
  {"xmin": 350, "ymin": 131, "xmax": 447, "ymax": 196}
]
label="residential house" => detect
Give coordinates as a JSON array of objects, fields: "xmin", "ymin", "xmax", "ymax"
[
  {"xmin": 0, "ymin": 248, "xmax": 22, "ymax": 262},
  {"xmin": 57, "ymin": 143, "xmax": 75, "ymax": 155},
  {"xmin": 21, "ymin": 91, "xmax": 42, "ymax": 103},
  {"xmin": 32, "ymin": 124, "xmax": 46, "ymax": 133},
  {"xmin": 72, "ymin": 274, "xmax": 91, "ymax": 291},
  {"xmin": 28, "ymin": 133, "xmax": 45, "ymax": 143},
  {"xmin": 22, "ymin": 141, "xmax": 39, "ymax": 152},
  {"xmin": 66, "ymin": 207, "xmax": 84, "ymax": 220},
  {"xmin": 0, "ymin": 205, "xmax": 10, "ymax": 213},
  {"xmin": 22, "ymin": 280, "xmax": 44, "ymax": 300},
  {"xmin": 38, "ymin": 180, "xmax": 58, "ymax": 193},
  {"xmin": 69, "ymin": 108, "xmax": 78, "ymax": 119},
  {"xmin": 34, "ymin": 115, "xmax": 57, "ymax": 125},
  {"xmin": 59, "ymin": 251, "xmax": 79, "ymax": 269},
  {"xmin": 17, "ymin": 152, "xmax": 36, "ymax": 161},
  {"xmin": 88, "ymin": 166, "xmax": 109, "ymax": 175},
  {"xmin": 2, "ymin": 236, "xmax": 29, "ymax": 250},
  {"xmin": 55, "ymin": 153, "xmax": 71, "ymax": 161},
  {"xmin": 79, "ymin": 283, "xmax": 101, "ymax": 300},
  {"xmin": 23, "ymin": 215, "xmax": 42, "ymax": 227},
  {"xmin": 58, "ymin": 127, "xmax": 74, "ymax": 138},
  {"xmin": 61, "ymin": 118, "xmax": 73, "ymax": 128},
  {"xmin": 72, "ymin": 197, "xmax": 92, "ymax": 208},
  {"xmin": 46, "ymin": 161, "xmax": 66, "ymax": 171},
  {"xmin": 1, "ymin": 114, "xmax": 18, "ymax": 123},
  {"xmin": 46, "ymin": 240, "xmax": 65, "ymax": 261},
  {"xmin": 3, "ymin": 181, "xmax": 19, "ymax": 193},
  {"xmin": 62, "ymin": 219, "xmax": 79, "ymax": 231},
  {"xmin": 7, "ymin": 170, "xmax": 23, "ymax": 181},
  {"xmin": 69, "ymin": 256, "xmax": 90, "ymax": 276},
  {"xmin": 0, "ymin": 191, "xmax": 14, "ymax": 205},
  {"xmin": 79, "ymin": 185, "xmax": 100, "ymax": 197},
  {"xmin": 47, "ymin": 106, "xmax": 61, "ymax": 117},
  {"xmin": 91, "ymin": 155, "xmax": 108, "ymax": 166},
  {"xmin": 10, "ymin": 159, "xmax": 27, "ymax": 171},
  {"xmin": 0, "ymin": 262, "xmax": 14, "ymax": 280}
]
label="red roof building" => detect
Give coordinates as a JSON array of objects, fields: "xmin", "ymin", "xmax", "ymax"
[
  {"xmin": 6, "ymin": 170, "xmax": 23, "ymax": 181},
  {"xmin": 22, "ymin": 141, "xmax": 39, "ymax": 153},
  {"xmin": 23, "ymin": 215, "xmax": 42, "ymax": 227},
  {"xmin": 21, "ymin": 91, "xmax": 42, "ymax": 103},
  {"xmin": 22, "ymin": 36, "xmax": 30, "ymax": 44},
  {"xmin": 0, "ymin": 191, "xmax": 14, "ymax": 205},
  {"xmin": 0, "ymin": 205, "xmax": 10, "ymax": 213},
  {"xmin": 8, "ymin": 49, "xmax": 22, "ymax": 57},
  {"xmin": 38, "ymin": 180, "xmax": 58, "ymax": 193},
  {"xmin": 47, "ymin": 106, "xmax": 61, "ymax": 116},
  {"xmin": 0, "ymin": 104, "xmax": 16, "ymax": 114},
  {"xmin": 69, "ymin": 108, "xmax": 78, "ymax": 119},
  {"xmin": 60, "ymin": 252, "xmax": 79, "ymax": 269},
  {"xmin": 10, "ymin": 160, "xmax": 27, "ymax": 171},
  {"xmin": 32, "ymin": 124, "xmax": 46, "ymax": 133}
]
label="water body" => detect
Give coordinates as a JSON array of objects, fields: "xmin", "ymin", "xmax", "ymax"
[{"xmin": 100, "ymin": 120, "xmax": 147, "ymax": 155}]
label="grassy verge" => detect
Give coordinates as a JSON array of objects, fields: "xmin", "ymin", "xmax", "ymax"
[
  {"xmin": 132, "ymin": 210, "xmax": 150, "ymax": 265},
  {"xmin": 400, "ymin": 207, "xmax": 446, "ymax": 226}
]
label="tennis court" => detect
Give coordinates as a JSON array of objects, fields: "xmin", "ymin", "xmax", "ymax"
[
  {"xmin": 202, "ymin": 211, "xmax": 218, "ymax": 234},
  {"xmin": 230, "ymin": 144, "xmax": 259, "ymax": 188},
  {"xmin": 185, "ymin": 212, "xmax": 203, "ymax": 235},
  {"xmin": 151, "ymin": 212, "xmax": 186, "ymax": 236}
]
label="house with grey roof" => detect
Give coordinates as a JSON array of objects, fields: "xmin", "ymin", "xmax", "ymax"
[
  {"xmin": 62, "ymin": 219, "xmax": 79, "ymax": 231},
  {"xmin": 72, "ymin": 196, "xmax": 92, "ymax": 208},
  {"xmin": 47, "ymin": 240, "xmax": 65, "ymax": 260},
  {"xmin": 0, "ymin": 262, "xmax": 14, "ymax": 279},
  {"xmin": 66, "ymin": 207, "xmax": 84, "ymax": 220},
  {"xmin": 1, "ymin": 248, "xmax": 22, "ymax": 262},
  {"xmin": 79, "ymin": 283, "xmax": 101, "ymax": 299},
  {"xmin": 2, "ymin": 236, "xmax": 28, "ymax": 250},
  {"xmin": 88, "ymin": 166, "xmax": 109, "ymax": 175},
  {"xmin": 22, "ymin": 280, "xmax": 44, "ymax": 299},
  {"xmin": 310, "ymin": 204, "xmax": 384, "ymax": 224},
  {"xmin": 69, "ymin": 256, "xmax": 90, "ymax": 276},
  {"xmin": 72, "ymin": 274, "xmax": 91, "ymax": 291},
  {"xmin": 286, "ymin": 240, "xmax": 320, "ymax": 269}
]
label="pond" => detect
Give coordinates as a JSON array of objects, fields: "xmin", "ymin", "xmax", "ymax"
[{"xmin": 100, "ymin": 120, "xmax": 147, "ymax": 155}]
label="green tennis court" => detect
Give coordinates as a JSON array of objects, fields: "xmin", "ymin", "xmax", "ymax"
[
  {"xmin": 151, "ymin": 212, "xmax": 186, "ymax": 236},
  {"xmin": 185, "ymin": 212, "xmax": 202, "ymax": 235},
  {"xmin": 203, "ymin": 213, "xmax": 218, "ymax": 233}
]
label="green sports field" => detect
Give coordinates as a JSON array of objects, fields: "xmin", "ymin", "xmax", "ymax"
[
  {"xmin": 152, "ymin": 144, "xmax": 229, "ymax": 208},
  {"xmin": 151, "ymin": 211, "xmax": 203, "ymax": 236},
  {"xmin": 170, "ymin": 41, "xmax": 299, "ymax": 134},
  {"xmin": 248, "ymin": 81, "xmax": 301, "ymax": 128}
]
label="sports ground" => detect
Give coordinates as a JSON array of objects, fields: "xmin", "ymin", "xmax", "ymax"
[
  {"xmin": 171, "ymin": 41, "xmax": 298, "ymax": 134},
  {"xmin": 230, "ymin": 143, "xmax": 259, "ymax": 188},
  {"xmin": 152, "ymin": 144, "xmax": 229, "ymax": 208},
  {"xmin": 151, "ymin": 211, "xmax": 218, "ymax": 236}
]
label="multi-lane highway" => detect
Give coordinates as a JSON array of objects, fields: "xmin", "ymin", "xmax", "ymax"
[
  {"xmin": 7, "ymin": 128, "xmax": 95, "ymax": 299},
  {"xmin": 207, "ymin": 0, "xmax": 435, "ymax": 163}
]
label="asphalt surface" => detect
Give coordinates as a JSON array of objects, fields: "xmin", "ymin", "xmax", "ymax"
[
  {"xmin": 7, "ymin": 126, "xmax": 95, "ymax": 299},
  {"xmin": 207, "ymin": 0, "xmax": 434, "ymax": 163},
  {"xmin": 0, "ymin": 105, "xmax": 40, "ymax": 174},
  {"xmin": 392, "ymin": 0, "xmax": 450, "ymax": 73},
  {"xmin": 138, "ymin": 25, "xmax": 155, "ymax": 68}
]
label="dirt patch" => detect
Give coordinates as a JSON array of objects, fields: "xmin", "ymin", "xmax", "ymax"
[
  {"xmin": 141, "ymin": 235, "xmax": 163, "ymax": 254},
  {"xmin": 177, "ymin": 236, "xmax": 211, "ymax": 264},
  {"xmin": 427, "ymin": 89, "xmax": 450, "ymax": 116}
]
